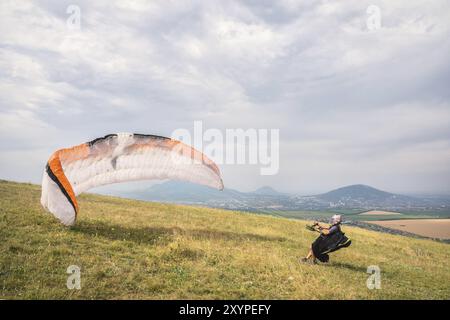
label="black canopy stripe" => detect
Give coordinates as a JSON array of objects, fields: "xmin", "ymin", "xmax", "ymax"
[{"xmin": 45, "ymin": 164, "xmax": 77, "ymax": 213}]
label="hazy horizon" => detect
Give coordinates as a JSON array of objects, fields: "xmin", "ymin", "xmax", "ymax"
[{"xmin": 89, "ymin": 180, "xmax": 450, "ymax": 198}]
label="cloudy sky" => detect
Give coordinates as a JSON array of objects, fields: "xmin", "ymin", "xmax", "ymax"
[{"xmin": 1, "ymin": 0, "xmax": 450, "ymax": 195}]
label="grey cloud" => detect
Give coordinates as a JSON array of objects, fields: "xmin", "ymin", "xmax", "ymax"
[{"xmin": 0, "ymin": 0, "xmax": 449, "ymax": 194}]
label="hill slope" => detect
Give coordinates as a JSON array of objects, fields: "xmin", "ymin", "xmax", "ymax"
[
  {"xmin": 0, "ymin": 180, "xmax": 449, "ymax": 299},
  {"xmin": 319, "ymin": 184, "xmax": 396, "ymax": 202}
]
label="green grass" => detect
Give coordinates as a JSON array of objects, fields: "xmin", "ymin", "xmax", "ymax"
[
  {"xmin": 261, "ymin": 209, "xmax": 450, "ymax": 222},
  {"xmin": 1, "ymin": 180, "xmax": 449, "ymax": 299}
]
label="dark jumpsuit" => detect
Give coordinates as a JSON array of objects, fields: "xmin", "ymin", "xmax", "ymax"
[{"xmin": 311, "ymin": 223, "xmax": 344, "ymax": 262}]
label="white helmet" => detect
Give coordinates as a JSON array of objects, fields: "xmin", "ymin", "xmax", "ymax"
[{"xmin": 330, "ymin": 214, "xmax": 342, "ymax": 225}]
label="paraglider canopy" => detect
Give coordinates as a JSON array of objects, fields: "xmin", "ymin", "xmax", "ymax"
[{"xmin": 41, "ymin": 133, "xmax": 224, "ymax": 226}]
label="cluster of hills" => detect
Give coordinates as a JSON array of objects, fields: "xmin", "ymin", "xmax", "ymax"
[{"xmin": 110, "ymin": 182, "xmax": 450, "ymax": 214}]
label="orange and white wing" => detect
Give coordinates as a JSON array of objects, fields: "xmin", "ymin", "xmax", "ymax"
[{"xmin": 41, "ymin": 133, "xmax": 224, "ymax": 226}]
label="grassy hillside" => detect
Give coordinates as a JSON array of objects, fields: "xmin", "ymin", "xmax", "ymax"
[{"xmin": 1, "ymin": 180, "xmax": 449, "ymax": 299}]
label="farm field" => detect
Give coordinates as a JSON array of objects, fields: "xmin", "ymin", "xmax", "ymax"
[{"xmin": 366, "ymin": 219, "xmax": 450, "ymax": 240}]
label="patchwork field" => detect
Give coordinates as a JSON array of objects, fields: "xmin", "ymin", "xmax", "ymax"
[{"xmin": 366, "ymin": 219, "xmax": 450, "ymax": 240}]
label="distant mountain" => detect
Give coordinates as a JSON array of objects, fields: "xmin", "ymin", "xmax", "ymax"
[
  {"xmin": 251, "ymin": 186, "xmax": 286, "ymax": 196},
  {"xmin": 308, "ymin": 184, "xmax": 422, "ymax": 210},
  {"xmin": 116, "ymin": 181, "xmax": 450, "ymax": 213},
  {"xmin": 120, "ymin": 181, "xmax": 292, "ymax": 210}
]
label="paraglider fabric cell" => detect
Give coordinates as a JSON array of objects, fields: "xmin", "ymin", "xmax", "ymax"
[{"xmin": 41, "ymin": 133, "xmax": 224, "ymax": 226}]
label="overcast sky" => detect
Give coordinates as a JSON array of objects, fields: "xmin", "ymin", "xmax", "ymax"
[{"xmin": 1, "ymin": 0, "xmax": 450, "ymax": 195}]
